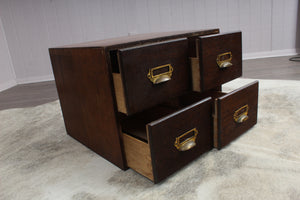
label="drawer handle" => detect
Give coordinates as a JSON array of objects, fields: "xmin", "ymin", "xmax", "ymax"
[
  {"xmin": 234, "ymin": 104, "xmax": 249, "ymax": 123},
  {"xmin": 216, "ymin": 52, "xmax": 233, "ymax": 68},
  {"xmin": 147, "ymin": 64, "xmax": 173, "ymax": 84},
  {"xmin": 174, "ymin": 128, "xmax": 198, "ymax": 151}
]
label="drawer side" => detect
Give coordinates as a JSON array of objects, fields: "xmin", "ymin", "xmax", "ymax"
[
  {"xmin": 113, "ymin": 73, "xmax": 128, "ymax": 114},
  {"xmin": 123, "ymin": 133, "xmax": 154, "ymax": 181}
]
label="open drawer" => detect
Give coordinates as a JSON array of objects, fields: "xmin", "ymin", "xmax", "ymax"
[
  {"xmin": 213, "ymin": 81, "xmax": 258, "ymax": 149},
  {"xmin": 121, "ymin": 80, "xmax": 258, "ymax": 183},
  {"xmin": 112, "ymin": 39, "xmax": 190, "ymax": 115},
  {"xmin": 190, "ymin": 32, "xmax": 242, "ymax": 91},
  {"xmin": 159, "ymin": 80, "xmax": 258, "ymax": 150},
  {"xmin": 121, "ymin": 97, "xmax": 213, "ymax": 183}
]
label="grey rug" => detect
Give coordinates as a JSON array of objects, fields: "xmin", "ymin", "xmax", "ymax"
[{"xmin": 0, "ymin": 78, "xmax": 300, "ymax": 200}]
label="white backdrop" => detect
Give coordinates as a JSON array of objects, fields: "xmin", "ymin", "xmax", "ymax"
[{"xmin": 0, "ymin": 0, "xmax": 299, "ymax": 90}]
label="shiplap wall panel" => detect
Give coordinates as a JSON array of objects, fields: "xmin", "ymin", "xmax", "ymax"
[
  {"xmin": 283, "ymin": 0, "xmax": 298, "ymax": 49},
  {"xmin": 136, "ymin": 0, "xmax": 149, "ymax": 33},
  {"xmin": 112, "ymin": 0, "xmax": 128, "ymax": 37},
  {"xmin": 0, "ymin": 0, "xmax": 299, "ymax": 84},
  {"xmin": 0, "ymin": 16, "xmax": 15, "ymax": 90},
  {"xmin": 227, "ymin": 0, "xmax": 240, "ymax": 31},
  {"xmin": 239, "ymin": 0, "xmax": 251, "ymax": 53},
  {"xmin": 194, "ymin": 0, "xmax": 206, "ymax": 29},
  {"xmin": 170, "ymin": 0, "xmax": 184, "ymax": 30},
  {"xmin": 147, "ymin": 0, "xmax": 161, "ymax": 32},
  {"xmin": 216, "ymin": 0, "xmax": 228, "ymax": 31},
  {"xmin": 272, "ymin": 0, "xmax": 285, "ymax": 50},
  {"xmin": 205, "ymin": 0, "xmax": 218, "ymax": 28},
  {"xmin": 182, "ymin": 0, "xmax": 195, "ymax": 29},
  {"xmin": 261, "ymin": 0, "xmax": 272, "ymax": 52},
  {"xmin": 0, "ymin": 0, "xmax": 22, "ymax": 81},
  {"xmin": 160, "ymin": 0, "xmax": 173, "ymax": 31}
]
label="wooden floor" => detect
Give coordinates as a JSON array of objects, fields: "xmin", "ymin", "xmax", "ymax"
[
  {"xmin": 243, "ymin": 55, "xmax": 300, "ymax": 80},
  {"xmin": 0, "ymin": 81, "xmax": 58, "ymax": 110},
  {"xmin": 0, "ymin": 55, "xmax": 299, "ymax": 110}
]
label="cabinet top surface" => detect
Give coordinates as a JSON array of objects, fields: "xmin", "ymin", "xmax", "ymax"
[{"xmin": 51, "ymin": 29, "xmax": 219, "ymax": 50}]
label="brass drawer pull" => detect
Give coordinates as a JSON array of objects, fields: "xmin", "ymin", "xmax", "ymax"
[
  {"xmin": 174, "ymin": 128, "xmax": 198, "ymax": 151},
  {"xmin": 147, "ymin": 64, "xmax": 173, "ymax": 84},
  {"xmin": 234, "ymin": 104, "xmax": 249, "ymax": 123},
  {"xmin": 216, "ymin": 51, "xmax": 233, "ymax": 68}
]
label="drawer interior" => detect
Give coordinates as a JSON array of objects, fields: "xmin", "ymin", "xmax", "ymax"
[
  {"xmin": 120, "ymin": 90, "xmax": 222, "ymax": 142},
  {"xmin": 121, "ymin": 80, "xmax": 257, "ymax": 146},
  {"xmin": 121, "ymin": 105, "xmax": 176, "ymax": 142}
]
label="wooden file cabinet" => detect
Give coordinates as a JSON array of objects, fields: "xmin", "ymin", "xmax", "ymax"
[{"xmin": 49, "ymin": 29, "xmax": 258, "ymax": 183}]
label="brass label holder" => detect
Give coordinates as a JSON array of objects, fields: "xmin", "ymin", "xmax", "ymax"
[
  {"xmin": 174, "ymin": 128, "xmax": 198, "ymax": 151},
  {"xmin": 234, "ymin": 104, "xmax": 249, "ymax": 123},
  {"xmin": 147, "ymin": 64, "xmax": 173, "ymax": 84},
  {"xmin": 216, "ymin": 51, "xmax": 233, "ymax": 68}
]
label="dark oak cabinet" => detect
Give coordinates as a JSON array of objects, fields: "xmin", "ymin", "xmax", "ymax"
[{"xmin": 49, "ymin": 29, "xmax": 258, "ymax": 183}]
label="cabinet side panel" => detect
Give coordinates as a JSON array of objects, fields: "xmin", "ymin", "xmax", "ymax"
[{"xmin": 49, "ymin": 48, "xmax": 126, "ymax": 169}]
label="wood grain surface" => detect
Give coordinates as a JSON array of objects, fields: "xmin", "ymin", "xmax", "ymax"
[
  {"xmin": 215, "ymin": 81, "xmax": 259, "ymax": 149},
  {"xmin": 49, "ymin": 47, "xmax": 126, "ymax": 169},
  {"xmin": 198, "ymin": 32, "xmax": 242, "ymax": 90},
  {"xmin": 123, "ymin": 133, "xmax": 154, "ymax": 181},
  {"xmin": 117, "ymin": 39, "xmax": 190, "ymax": 115},
  {"xmin": 147, "ymin": 97, "xmax": 213, "ymax": 183},
  {"xmin": 61, "ymin": 29, "xmax": 220, "ymax": 49}
]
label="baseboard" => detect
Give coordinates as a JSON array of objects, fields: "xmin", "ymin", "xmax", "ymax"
[
  {"xmin": 0, "ymin": 75, "xmax": 54, "ymax": 91},
  {"xmin": 243, "ymin": 49, "xmax": 300, "ymax": 60},
  {"xmin": 16, "ymin": 74, "xmax": 54, "ymax": 84},
  {"xmin": 0, "ymin": 79, "xmax": 17, "ymax": 92}
]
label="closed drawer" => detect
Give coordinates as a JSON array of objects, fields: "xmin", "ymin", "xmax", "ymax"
[
  {"xmin": 190, "ymin": 32, "xmax": 242, "ymax": 91},
  {"xmin": 214, "ymin": 81, "xmax": 259, "ymax": 149},
  {"xmin": 112, "ymin": 39, "xmax": 190, "ymax": 115},
  {"xmin": 122, "ymin": 97, "xmax": 213, "ymax": 183}
]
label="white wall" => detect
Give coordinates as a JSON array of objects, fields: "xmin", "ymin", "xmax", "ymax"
[
  {"xmin": 0, "ymin": 15, "xmax": 15, "ymax": 91},
  {"xmin": 0, "ymin": 0, "xmax": 299, "ymax": 85}
]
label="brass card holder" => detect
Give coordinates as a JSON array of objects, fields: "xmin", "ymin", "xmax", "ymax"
[
  {"xmin": 174, "ymin": 128, "xmax": 198, "ymax": 151},
  {"xmin": 234, "ymin": 104, "xmax": 249, "ymax": 123},
  {"xmin": 147, "ymin": 64, "xmax": 173, "ymax": 84},
  {"xmin": 216, "ymin": 51, "xmax": 233, "ymax": 68}
]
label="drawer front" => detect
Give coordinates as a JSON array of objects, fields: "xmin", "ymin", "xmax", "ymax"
[
  {"xmin": 214, "ymin": 81, "xmax": 258, "ymax": 149},
  {"xmin": 198, "ymin": 32, "xmax": 242, "ymax": 91},
  {"xmin": 147, "ymin": 97, "xmax": 213, "ymax": 183},
  {"xmin": 118, "ymin": 39, "xmax": 190, "ymax": 115}
]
